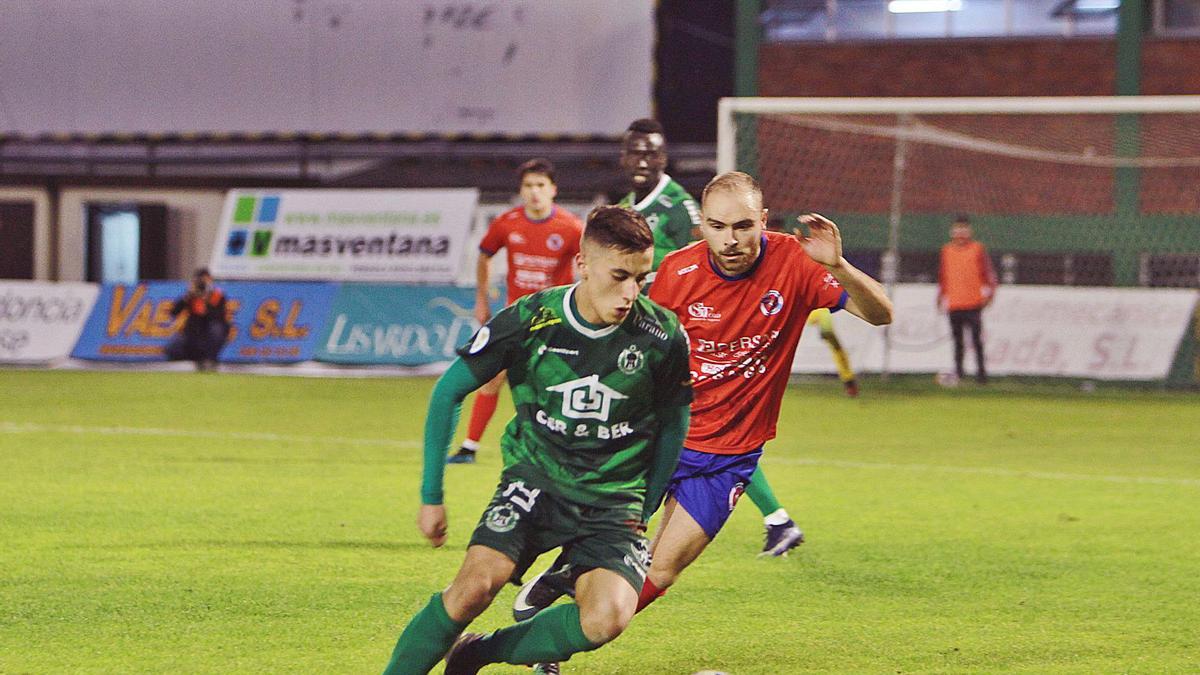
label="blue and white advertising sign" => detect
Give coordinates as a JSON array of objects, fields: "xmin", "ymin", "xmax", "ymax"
[
  {"xmin": 209, "ymin": 189, "xmax": 478, "ymax": 284},
  {"xmin": 72, "ymin": 281, "xmax": 338, "ymax": 363},
  {"xmin": 317, "ymin": 284, "xmax": 499, "ymax": 366}
]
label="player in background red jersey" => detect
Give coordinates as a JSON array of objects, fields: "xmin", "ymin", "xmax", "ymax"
[{"xmin": 448, "ymin": 159, "xmax": 583, "ymax": 464}]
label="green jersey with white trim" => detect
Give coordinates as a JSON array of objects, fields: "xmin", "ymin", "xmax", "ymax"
[
  {"xmin": 619, "ymin": 174, "xmax": 701, "ymax": 270},
  {"xmin": 457, "ymin": 284, "xmax": 692, "ymax": 510}
]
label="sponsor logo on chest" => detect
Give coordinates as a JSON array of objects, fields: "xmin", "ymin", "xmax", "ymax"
[
  {"xmin": 687, "ymin": 302, "xmax": 722, "ymax": 322},
  {"xmin": 537, "ymin": 344, "xmax": 580, "ymax": 357},
  {"xmin": 536, "ymin": 373, "xmax": 637, "ymax": 441},
  {"xmin": 546, "ymin": 374, "xmax": 628, "ymax": 421}
]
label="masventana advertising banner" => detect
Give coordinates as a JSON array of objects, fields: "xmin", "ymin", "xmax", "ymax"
[
  {"xmin": 0, "ymin": 281, "xmax": 100, "ymax": 364},
  {"xmin": 791, "ymin": 284, "xmax": 1200, "ymax": 380},
  {"xmin": 316, "ymin": 284, "xmax": 504, "ymax": 366},
  {"xmin": 71, "ymin": 281, "xmax": 337, "ymax": 363},
  {"xmin": 208, "ymin": 189, "xmax": 478, "ymax": 283}
]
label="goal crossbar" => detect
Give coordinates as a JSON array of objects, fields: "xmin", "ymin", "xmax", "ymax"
[{"xmin": 717, "ymin": 95, "xmax": 1200, "ymax": 173}]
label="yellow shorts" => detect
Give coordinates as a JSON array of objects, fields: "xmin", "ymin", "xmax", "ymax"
[{"xmin": 806, "ymin": 307, "xmax": 833, "ymax": 332}]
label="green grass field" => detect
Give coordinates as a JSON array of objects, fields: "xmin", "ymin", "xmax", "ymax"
[{"xmin": 2, "ymin": 370, "xmax": 1198, "ymax": 674}]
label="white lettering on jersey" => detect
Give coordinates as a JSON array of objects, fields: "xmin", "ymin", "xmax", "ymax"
[
  {"xmin": 512, "ymin": 252, "xmax": 560, "ymax": 269},
  {"xmin": 676, "ymin": 263, "xmax": 699, "ymax": 276},
  {"xmin": 537, "ymin": 345, "xmax": 580, "ymax": 356},
  {"xmin": 514, "ymin": 269, "xmax": 551, "ymax": 289},
  {"xmin": 687, "ymin": 302, "xmax": 722, "ymax": 322},
  {"xmin": 535, "ymin": 409, "xmax": 568, "ymax": 434},
  {"xmin": 635, "ymin": 317, "xmax": 669, "ymax": 341},
  {"xmin": 695, "ymin": 330, "xmax": 779, "ymax": 355}
]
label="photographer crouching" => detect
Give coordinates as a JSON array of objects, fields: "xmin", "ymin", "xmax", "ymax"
[{"xmin": 165, "ymin": 268, "xmax": 230, "ymax": 372}]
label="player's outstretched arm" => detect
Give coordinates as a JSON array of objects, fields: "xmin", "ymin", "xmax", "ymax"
[
  {"xmin": 418, "ymin": 358, "xmax": 486, "ymax": 546},
  {"xmin": 797, "ymin": 213, "xmax": 893, "ymax": 326}
]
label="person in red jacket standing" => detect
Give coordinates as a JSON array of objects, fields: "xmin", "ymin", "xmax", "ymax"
[{"xmin": 938, "ymin": 216, "xmax": 998, "ymax": 385}]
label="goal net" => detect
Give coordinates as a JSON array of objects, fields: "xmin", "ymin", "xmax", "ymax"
[
  {"xmin": 719, "ymin": 96, "xmax": 1200, "ymax": 288},
  {"xmin": 718, "ymin": 97, "xmax": 1200, "ymax": 382}
]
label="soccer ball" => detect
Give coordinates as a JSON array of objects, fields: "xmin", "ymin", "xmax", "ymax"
[{"xmin": 934, "ymin": 371, "xmax": 960, "ymax": 387}]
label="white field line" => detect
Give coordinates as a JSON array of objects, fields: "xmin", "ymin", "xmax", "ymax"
[
  {"xmin": 766, "ymin": 456, "xmax": 1200, "ymax": 488},
  {"xmin": 3, "ymin": 421, "xmax": 1196, "ymax": 487},
  {"xmin": 0, "ymin": 421, "xmax": 418, "ymax": 449}
]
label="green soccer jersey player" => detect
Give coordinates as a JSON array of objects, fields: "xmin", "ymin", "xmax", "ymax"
[
  {"xmin": 617, "ymin": 118, "xmax": 701, "ymax": 271},
  {"xmin": 381, "ymin": 206, "xmax": 692, "ymax": 675}
]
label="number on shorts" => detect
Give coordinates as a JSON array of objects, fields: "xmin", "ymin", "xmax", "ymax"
[{"xmin": 502, "ymin": 480, "xmax": 542, "ymax": 513}]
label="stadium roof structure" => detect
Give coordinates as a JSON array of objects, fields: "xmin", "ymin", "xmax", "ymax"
[{"xmin": 0, "ymin": 133, "xmax": 716, "ymax": 200}]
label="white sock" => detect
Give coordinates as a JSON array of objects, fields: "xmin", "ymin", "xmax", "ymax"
[
  {"xmin": 764, "ymin": 508, "xmax": 791, "ymax": 526},
  {"xmin": 460, "ymin": 439, "xmax": 480, "ymax": 451}
]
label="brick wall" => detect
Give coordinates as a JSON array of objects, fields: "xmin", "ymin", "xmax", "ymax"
[
  {"xmin": 753, "ymin": 38, "xmax": 1200, "ymax": 216},
  {"xmin": 1142, "ymin": 40, "xmax": 1200, "ymax": 94},
  {"xmin": 759, "ymin": 39, "xmax": 1200, "ymax": 98}
]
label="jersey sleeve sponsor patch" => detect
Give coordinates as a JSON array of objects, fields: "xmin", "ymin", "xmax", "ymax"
[
  {"xmin": 456, "ymin": 298, "xmax": 529, "ymax": 378},
  {"xmin": 467, "ymin": 326, "xmax": 491, "ymax": 354}
]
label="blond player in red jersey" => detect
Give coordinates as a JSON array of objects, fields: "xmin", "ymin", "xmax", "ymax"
[
  {"xmin": 448, "ymin": 158, "xmax": 584, "ymax": 464},
  {"xmin": 514, "ymin": 173, "xmax": 892, "ymax": 670}
]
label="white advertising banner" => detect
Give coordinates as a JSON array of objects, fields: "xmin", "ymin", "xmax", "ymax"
[
  {"xmin": 0, "ymin": 281, "xmax": 100, "ymax": 363},
  {"xmin": 0, "ymin": 2, "xmax": 653, "ymax": 136},
  {"xmin": 209, "ymin": 189, "xmax": 478, "ymax": 283},
  {"xmin": 793, "ymin": 284, "xmax": 1199, "ymax": 380}
]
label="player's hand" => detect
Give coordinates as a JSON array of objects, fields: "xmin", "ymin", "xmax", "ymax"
[
  {"xmin": 418, "ymin": 504, "xmax": 448, "ymax": 547},
  {"xmin": 474, "ymin": 301, "xmax": 491, "ymax": 327},
  {"xmin": 796, "ymin": 213, "xmax": 843, "ymax": 268}
]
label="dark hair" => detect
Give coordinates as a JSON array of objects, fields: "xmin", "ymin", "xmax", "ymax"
[
  {"xmin": 584, "ymin": 206, "xmax": 654, "ymax": 253},
  {"xmin": 518, "ymin": 158, "xmax": 556, "ymax": 184},
  {"xmin": 194, "ymin": 267, "xmax": 211, "ymax": 278},
  {"xmin": 626, "ymin": 118, "xmax": 665, "ymax": 136},
  {"xmin": 702, "ymin": 171, "xmax": 763, "ymax": 206},
  {"xmin": 953, "ymin": 214, "xmax": 971, "ymax": 225}
]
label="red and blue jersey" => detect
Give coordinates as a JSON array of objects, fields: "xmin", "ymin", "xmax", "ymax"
[
  {"xmin": 649, "ymin": 230, "xmax": 847, "ymax": 455},
  {"xmin": 479, "ymin": 206, "xmax": 583, "ymax": 304}
]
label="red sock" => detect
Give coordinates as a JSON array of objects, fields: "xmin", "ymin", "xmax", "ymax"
[
  {"xmin": 636, "ymin": 577, "xmax": 666, "ymax": 613},
  {"xmin": 465, "ymin": 392, "xmax": 499, "ymax": 444}
]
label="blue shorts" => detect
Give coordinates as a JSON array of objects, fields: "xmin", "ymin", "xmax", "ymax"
[{"xmin": 666, "ymin": 447, "xmax": 763, "ymax": 539}]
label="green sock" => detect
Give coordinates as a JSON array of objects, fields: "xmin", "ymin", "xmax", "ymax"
[
  {"xmin": 382, "ymin": 592, "xmax": 466, "ymax": 675},
  {"xmin": 473, "ymin": 603, "xmax": 599, "ymax": 665},
  {"xmin": 745, "ymin": 464, "xmax": 783, "ymax": 517}
]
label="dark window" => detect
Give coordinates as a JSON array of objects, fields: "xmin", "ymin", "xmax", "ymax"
[
  {"xmin": 1142, "ymin": 253, "xmax": 1200, "ymax": 288},
  {"xmin": 0, "ymin": 201, "xmax": 36, "ymax": 280}
]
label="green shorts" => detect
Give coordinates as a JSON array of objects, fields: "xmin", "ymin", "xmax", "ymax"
[{"xmin": 468, "ymin": 472, "xmax": 649, "ymax": 592}]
